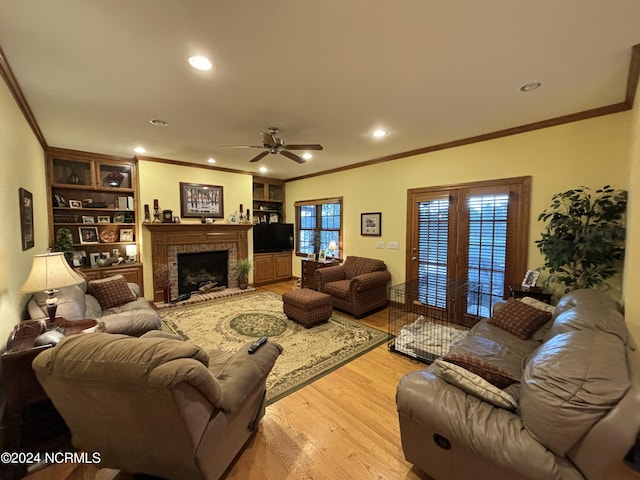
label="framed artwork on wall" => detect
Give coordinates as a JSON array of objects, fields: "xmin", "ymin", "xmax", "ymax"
[
  {"xmin": 361, "ymin": 212, "xmax": 382, "ymax": 236},
  {"xmin": 19, "ymin": 188, "xmax": 34, "ymax": 250},
  {"xmin": 179, "ymin": 182, "xmax": 224, "ymax": 218}
]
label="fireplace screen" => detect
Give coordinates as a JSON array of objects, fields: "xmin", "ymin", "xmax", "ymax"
[{"xmin": 177, "ymin": 250, "xmax": 228, "ymax": 295}]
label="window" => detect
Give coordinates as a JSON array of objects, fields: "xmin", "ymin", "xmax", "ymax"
[
  {"xmin": 295, "ymin": 197, "xmax": 343, "ymax": 257},
  {"xmin": 408, "ymin": 177, "xmax": 530, "ymax": 320}
]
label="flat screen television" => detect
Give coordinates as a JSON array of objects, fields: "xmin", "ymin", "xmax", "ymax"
[{"xmin": 253, "ymin": 223, "xmax": 294, "ymax": 253}]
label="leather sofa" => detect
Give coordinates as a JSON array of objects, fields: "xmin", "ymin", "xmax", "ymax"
[
  {"xmin": 27, "ymin": 274, "xmax": 161, "ymax": 336},
  {"xmin": 396, "ymin": 289, "xmax": 640, "ymax": 480},
  {"xmin": 314, "ymin": 256, "xmax": 391, "ymax": 318},
  {"xmin": 33, "ymin": 331, "xmax": 282, "ymax": 480}
]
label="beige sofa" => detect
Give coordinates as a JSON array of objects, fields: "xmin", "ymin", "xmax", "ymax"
[
  {"xmin": 396, "ymin": 289, "xmax": 640, "ymax": 480},
  {"xmin": 27, "ymin": 274, "xmax": 161, "ymax": 336},
  {"xmin": 33, "ymin": 331, "xmax": 282, "ymax": 480}
]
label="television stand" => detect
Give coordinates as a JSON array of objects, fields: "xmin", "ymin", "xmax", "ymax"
[{"xmin": 253, "ymin": 251, "xmax": 292, "ymax": 286}]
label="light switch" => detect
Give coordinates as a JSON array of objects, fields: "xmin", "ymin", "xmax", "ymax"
[
  {"xmin": 388, "ymin": 241, "xmax": 400, "ymax": 250},
  {"xmin": 376, "ymin": 241, "xmax": 385, "ymax": 249}
]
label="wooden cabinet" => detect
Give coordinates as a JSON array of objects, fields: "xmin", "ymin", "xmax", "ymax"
[
  {"xmin": 301, "ymin": 258, "xmax": 341, "ymax": 289},
  {"xmin": 46, "ymin": 148, "xmax": 142, "ymax": 282},
  {"xmin": 79, "ymin": 263, "xmax": 144, "ymax": 289},
  {"xmin": 253, "ymin": 177, "xmax": 285, "ymax": 223},
  {"xmin": 253, "ymin": 252, "xmax": 292, "ymax": 285}
]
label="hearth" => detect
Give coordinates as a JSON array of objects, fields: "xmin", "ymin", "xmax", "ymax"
[{"xmin": 177, "ymin": 250, "xmax": 228, "ymax": 295}]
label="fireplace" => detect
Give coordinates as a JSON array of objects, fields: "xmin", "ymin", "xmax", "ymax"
[
  {"xmin": 144, "ymin": 223, "xmax": 252, "ymax": 303},
  {"xmin": 177, "ymin": 250, "xmax": 228, "ymax": 295}
]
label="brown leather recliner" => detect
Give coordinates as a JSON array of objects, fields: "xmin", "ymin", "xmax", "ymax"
[
  {"xmin": 32, "ymin": 332, "xmax": 282, "ymax": 480},
  {"xmin": 315, "ymin": 256, "xmax": 391, "ymax": 318}
]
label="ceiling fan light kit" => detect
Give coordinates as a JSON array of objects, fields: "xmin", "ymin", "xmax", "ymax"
[{"xmin": 222, "ymin": 127, "xmax": 323, "ymax": 164}]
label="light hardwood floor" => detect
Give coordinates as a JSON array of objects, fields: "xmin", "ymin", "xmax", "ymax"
[{"xmin": 25, "ymin": 281, "xmax": 640, "ymax": 480}]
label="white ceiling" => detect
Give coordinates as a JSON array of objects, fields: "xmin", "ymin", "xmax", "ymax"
[{"xmin": 1, "ymin": 0, "xmax": 639, "ymax": 180}]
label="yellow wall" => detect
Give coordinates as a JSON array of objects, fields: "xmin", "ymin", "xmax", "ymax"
[
  {"xmin": 137, "ymin": 160, "xmax": 254, "ymax": 298},
  {"xmin": 0, "ymin": 78, "xmax": 47, "ymax": 345},
  {"xmin": 286, "ymin": 112, "xmax": 632, "ymax": 300},
  {"xmin": 623, "ymin": 81, "xmax": 640, "ymax": 342}
]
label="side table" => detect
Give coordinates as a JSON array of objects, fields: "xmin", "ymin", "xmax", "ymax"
[
  {"xmin": 1, "ymin": 318, "xmax": 98, "ymax": 480},
  {"xmin": 301, "ymin": 258, "xmax": 340, "ymax": 289},
  {"xmin": 508, "ymin": 285, "xmax": 553, "ymax": 304}
]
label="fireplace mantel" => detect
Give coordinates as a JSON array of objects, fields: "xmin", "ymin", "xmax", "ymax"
[{"xmin": 145, "ymin": 223, "xmax": 252, "ymax": 302}]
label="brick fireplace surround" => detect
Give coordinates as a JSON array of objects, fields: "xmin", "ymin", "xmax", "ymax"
[{"xmin": 144, "ymin": 223, "xmax": 252, "ymax": 303}]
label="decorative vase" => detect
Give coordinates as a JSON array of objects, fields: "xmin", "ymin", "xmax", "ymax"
[
  {"xmin": 67, "ymin": 169, "xmax": 80, "ymax": 184},
  {"xmin": 238, "ymin": 276, "xmax": 248, "ymax": 290}
]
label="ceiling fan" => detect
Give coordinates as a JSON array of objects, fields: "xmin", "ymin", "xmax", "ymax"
[{"xmin": 221, "ymin": 127, "xmax": 323, "ymax": 163}]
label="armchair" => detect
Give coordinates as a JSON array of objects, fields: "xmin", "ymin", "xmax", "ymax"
[
  {"xmin": 314, "ymin": 256, "xmax": 391, "ymax": 318},
  {"xmin": 32, "ymin": 332, "xmax": 282, "ymax": 480}
]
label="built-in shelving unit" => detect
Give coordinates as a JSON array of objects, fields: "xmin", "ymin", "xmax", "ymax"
[
  {"xmin": 46, "ymin": 148, "xmax": 143, "ymax": 287},
  {"xmin": 252, "ymin": 177, "xmax": 285, "ymax": 223}
]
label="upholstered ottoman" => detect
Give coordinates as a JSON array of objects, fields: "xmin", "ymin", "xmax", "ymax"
[{"xmin": 282, "ymin": 288, "xmax": 332, "ymax": 328}]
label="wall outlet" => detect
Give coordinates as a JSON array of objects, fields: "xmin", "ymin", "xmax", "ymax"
[
  {"xmin": 388, "ymin": 241, "xmax": 400, "ymax": 250},
  {"xmin": 376, "ymin": 241, "xmax": 385, "ymax": 249}
]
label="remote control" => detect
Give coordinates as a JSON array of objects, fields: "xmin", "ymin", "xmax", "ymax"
[{"xmin": 248, "ymin": 336, "xmax": 268, "ymax": 354}]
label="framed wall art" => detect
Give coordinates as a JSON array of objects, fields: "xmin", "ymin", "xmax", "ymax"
[
  {"xmin": 19, "ymin": 188, "xmax": 34, "ymax": 250},
  {"xmin": 361, "ymin": 212, "xmax": 382, "ymax": 236},
  {"xmin": 179, "ymin": 182, "xmax": 224, "ymax": 218}
]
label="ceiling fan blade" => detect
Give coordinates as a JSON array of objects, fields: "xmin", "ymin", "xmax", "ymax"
[
  {"xmin": 283, "ymin": 144, "xmax": 323, "ymax": 151},
  {"xmin": 280, "ymin": 150, "xmax": 306, "ymax": 164},
  {"xmin": 219, "ymin": 144, "xmax": 264, "ymax": 149},
  {"xmin": 249, "ymin": 150, "xmax": 270, "ymax": 163}
]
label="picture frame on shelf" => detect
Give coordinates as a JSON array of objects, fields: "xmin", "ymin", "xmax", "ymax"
[
  {"xmin": 97, "ymin": 215, "xmax": 111, "ymax": 223},
  {"xmin": 361, "ymin": 212, "xmax": 382, "ymax": 236},
  {"xmin": 113, "ymin": 213, "xmax": 125, "ymax": 223},
  {"xmin": 19, "ymin": 187, "xmax": 34, "ymax": 250},
  {"xmin": 72, "ymin": 250, "xmax": 86, "ymax": 267},
  {"xmin": 119, "ymin": 228, "xmax": 134, "ymax": 242},
  {"xmin": 89, "ymin": 252, "xmax": 100, "ymax": 267},
  {"xmin": 82, "ymin": 215, "xmax": 95, "ymax": 224},
  {"xmin": 79, "ymin": 226, "xmax": 99, "ymax": 244},
  {"xmin": 318, "ymin": 249, "xmax": 327, "ymax": 262},
  {"xmin": 179, "ymin": 182, "xmax": 224, "ymax": 218},
  {"xmin": 68, "ymin": 199, "xmax": 82, "ymax": 208},
  {"xmin": 521, "ymin": 270, "xmax": 540, "ymax": 288}
]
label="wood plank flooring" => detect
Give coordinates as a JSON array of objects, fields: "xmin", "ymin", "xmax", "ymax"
[{"xmin": 24, "ymin": 281, "xmax": 640, "ymax": 480}]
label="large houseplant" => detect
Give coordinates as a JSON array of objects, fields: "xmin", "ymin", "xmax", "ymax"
[{"xmin": 536, "ymin": 185, "xmax": 627, "ymax": 293}]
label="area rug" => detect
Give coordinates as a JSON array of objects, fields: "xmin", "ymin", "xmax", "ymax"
[{"xmin": 159, "ymin": 291, "xmax": 387, "ymax": 404}]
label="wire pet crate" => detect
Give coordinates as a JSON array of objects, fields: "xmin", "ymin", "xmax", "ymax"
[{"xmin": 388, "ymin": 279, "xmax": 480, "ymax": 364}]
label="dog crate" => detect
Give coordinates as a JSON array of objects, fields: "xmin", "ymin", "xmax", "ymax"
[{"xmin": 388, "ymin": 279, "xmax": 481, "ymax": 364}]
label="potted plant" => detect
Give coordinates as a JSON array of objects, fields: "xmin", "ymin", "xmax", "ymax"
[
  {"xmin": 536, "ymin": 185, "xmax": 627, "ymax": 293},
  {"xmin": 54, "ymin": 227, "xmax": 74, "ymax": 265},
  {"xmin": 236, "ymin": 258, "xmax": 252, "ymax": 290}
]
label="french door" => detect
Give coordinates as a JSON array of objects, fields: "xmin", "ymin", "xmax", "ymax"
[{"xmin": 407, "ymin": 177, "xmax": 530, "ymax": 319}]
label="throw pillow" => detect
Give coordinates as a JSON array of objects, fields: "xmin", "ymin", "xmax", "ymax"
[
  {"xmin": 88, "ymin": 275, "xmax": 137, "ymax": 310},
  {"xmin": 442, "ymin": 352, "xmax": 517, "ymax": 389},
  {"xmin": 434, "ymin": 359, "xmax": 518, "ymax": 410},
  {"xmin": 488, "ymin": 297, "xmax": 552, "ymax": 340}
]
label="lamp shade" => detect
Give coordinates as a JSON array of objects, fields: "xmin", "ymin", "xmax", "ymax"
[
  {"xmin": 20, "ymin": 252, "xmax": 84, "ymax": 293},
  {"xmin": 328, "ymin": 240, "xmax": 337, "ymax": 251}
]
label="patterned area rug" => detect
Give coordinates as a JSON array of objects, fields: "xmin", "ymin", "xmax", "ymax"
[{"xmin": 160, "ymin": 291, "xmax": 388, "ymax": 404}]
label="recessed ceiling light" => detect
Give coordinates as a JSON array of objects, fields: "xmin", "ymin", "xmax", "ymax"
[
  {"xmin": 149, "ymin": 119, "xmax": 169, "ymax": 127},
  {"xmin": 133, "ymin": 146, "xmax": 146, "ymax": 154},
  {"xmin": 519, "ymin": 82, "xmax": 542, "ymax": 92},
  {"xmin": 259, "ymin": 166, "xmax": 268, "ymax": 173},
  {"xmin": 372, "ymin": 129, "xmax": 387, "ymax": 138},
  {"xmin": 188, "ymin": 55, "xmax": 212, "ymax": 71},
  {"xmin": 208, "ymin": 158, "xmax": 216, "ymax": 164},
  {"xmin": 302, "ymin": 153, "xmax": 313, "ymax": 160}
]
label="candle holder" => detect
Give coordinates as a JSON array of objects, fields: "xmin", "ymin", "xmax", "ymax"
[
  {"xmin": 144, "ymin": 204, "xmax": 151, "ymax": 223},
  {"xmin": 153, "ymin": 207, "xmax": 161, "ymax": 223}
]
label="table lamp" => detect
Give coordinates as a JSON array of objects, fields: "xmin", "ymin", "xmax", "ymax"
[
  {"xmin": 328, "ymin": 240, "xmax": 338, "ymax": 259},
  {"xmin": 125, "ymin": 244, "xmax": 137, "ymax": 262},
  {"xmin": 20, "ymin": 251, "xmax": 84, "ymax": 324}
]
